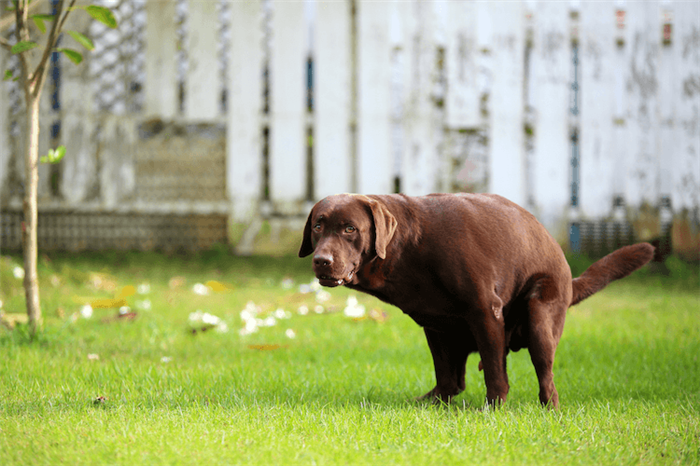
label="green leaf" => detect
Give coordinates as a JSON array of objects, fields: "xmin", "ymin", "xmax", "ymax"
[
  {"xmin": 30, "ymin": 14, "xmax": 55, "ymax": 34},
  {"xmin": 57, "ymin": 48, "xmax": 83, "ymax": 65},
  {"xmin": 85, "ymin": 6, "xmax": 117, "ymax": 29},
  {"xmin": 43, "ymin": 146, "xmax": 66, "ymax": 164},
  {"xmin": 67, "ymin": 30, "xmax": 94, "ymax": 51},
  {"xmin": 11, "ymin": 41, "xmax": 39, "ymax": 54},
  {"xmin": 3, "ymin": 69, "xmax": 13, "ymax": 81}
]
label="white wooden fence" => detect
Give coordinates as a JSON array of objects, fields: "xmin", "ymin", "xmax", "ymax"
[{"xmin": 1, "ymin": 0, "xmax": 699, "ymax": 253}]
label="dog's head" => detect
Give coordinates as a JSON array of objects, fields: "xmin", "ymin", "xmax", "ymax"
[{"xmin": 299, "ymin": 194, "xmax": 397, "ymax": 287}]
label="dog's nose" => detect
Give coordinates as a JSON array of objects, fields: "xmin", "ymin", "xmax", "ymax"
[{"xmin": 313, "ymin": 253, "xmax": 333, "ymax": 268}]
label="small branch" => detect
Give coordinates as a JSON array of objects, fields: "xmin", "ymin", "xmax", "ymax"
[
  {"xmin": 0, "ymin": 35, "xmax": 11, "ymax": 50},
  {"xmin": 0, "ymin": 0, "xmax": 42, "ymax": 33}
]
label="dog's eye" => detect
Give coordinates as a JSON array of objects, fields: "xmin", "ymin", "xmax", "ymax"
[
  {"xmin": 313, "ymin": 223, "xmax": 322, "ymax": 232},
  {"xmin": 344, "ymin": 225, "xmax": 356, "ymax": 233}
]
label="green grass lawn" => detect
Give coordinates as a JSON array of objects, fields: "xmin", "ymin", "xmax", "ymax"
[{"xmin": 1, "ymin": 250, "xmax": 698, "ymax": 465}]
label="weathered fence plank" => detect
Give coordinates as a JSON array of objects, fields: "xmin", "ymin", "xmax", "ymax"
[
  {"xmin": 401, "ymin": 1, "xmax": 440, "ymax": 196},
  {"xmin": 357, "ymin": 0, "xmax": 393, "ymax": 194},
  {"xmin": 0, "ymin": 45, "xmax": 8, "ymax": 204},
  {"xmin": 270, "ymin": 0, "xmax": 307, "ymax": 211},
  {"xmin": 144, "ymin": 0, "xmax": 178, "ymax": 119},
  {"xmin": 314, "ymin": 0, "xmax": 352, "ymax": 199},
  {"xmin": 579, "ymin": 2, "xmax": 616, "ymax": 218},
  {"xmin": 185, "ymin": 0, "xmax": 220, "ymax": 121},
  {"xmin": 227, "ymin": 0, "xmax": 264, "ymax": 222},
  {"xmin": 625, "ymin": 1, "xmax": 660, "ymax": 208},
  {"xmin": 445, "ymin": 0, "xmax": 480, "ymax": 129},
  {"xmin": 530, "ymin": 1, "xmax": 571, "ymax": 237},
  {"xmin": 488, "ymin": 1, "xmax": 526, "ymax": 206},
  {"xmin": 674, "ymin": 0, "xmax": 700, "ymax": 211}
]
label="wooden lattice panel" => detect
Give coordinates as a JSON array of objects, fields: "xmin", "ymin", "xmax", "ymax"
[
  {"xmin": 1, "ymin": 210, "xmax": 228, "ymax": 252},
  {"xmin": 134, "ymin": 123, "xmax": 227, "ymax": 202}
]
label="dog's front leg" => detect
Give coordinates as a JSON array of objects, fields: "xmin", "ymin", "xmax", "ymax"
[{"xmin": 417, "ymin": 327, "xmax": 470, "ymax": 404}]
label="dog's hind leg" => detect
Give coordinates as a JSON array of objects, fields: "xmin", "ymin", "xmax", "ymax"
[
  {"xmin": 527, "ymin": 299, "xmax": 566, "ymax": 408},
  {"xmin": 470, "ymin": 295, "xmax": 510, "ymax": 406},
  {"xmin": 417, "ymin": 327, "xmax": 471, "ymax": 403}
]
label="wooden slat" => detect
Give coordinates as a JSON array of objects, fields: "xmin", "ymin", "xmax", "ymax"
[
  {"xmin": 185, "ymin": 0, "xmax": 220, "ymax": 121},
  {"xmin": 357, "ymin": 0, "xmax": 393, "ymax": 194},
  {"xmin": 144, "ymin": 0, "xmax": 178, "ymax": 119},
  {"xmin": 227, "ymin": 0, "xmax": 264, "ymax": 222},
  {"xmin": 314, "ymin": 0, "xmax": 352, "ymax": 199},
  {"xmin": 270, "ymin": 0, "xmax": 307, "ymax": 211},
  {"xmin": 530, "ymin": 1, "xmax": 571, "ymax": 235},
  {"xmin": 488, "ymin": 1, "xmax": 526, "ymax": 206}
]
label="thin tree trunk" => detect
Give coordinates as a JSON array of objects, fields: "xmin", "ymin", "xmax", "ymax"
[{"xmin": 23, "ymin": 94, "xmax": 41, "ymax": 336}]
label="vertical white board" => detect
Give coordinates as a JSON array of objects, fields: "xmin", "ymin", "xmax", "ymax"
[
  {"xmin": 402, "ymin": 1, "xmax": 439, "ymax": 196},
  {"xmin": 531, "ymin": 1, "xmax": 571, "ymax": 235},
  {"xmin": 144, "ymin": 0, "xmax": 178, "ymax": 119},
  {"xmin": 673, "ymin": 0, "xmax": 700, "ymax": 211},
  {"xmin": 357, "ymin": 0, "xmax": 393, "ymax": 194},
  {"xmin": 228, "ymin": 0, "xmax": 264, "ymax": 222},
  {"xmin": 488, "ymin": 1, "xmax": 526, "ymax": 206},
  {"xmin": 185, "ymin": 0, "xmax": 220, "ymax": 121},
  {"xmin": 444, "ymin": 0, "xmax": 480, "ymax": 129},
  {"xmin": 314, "ymin": 0, "xmax": 352, "ymax": 199},
  {"xmin": 0, "ymin": 46, "xmax": 8, "ymax": 199},
  {"xmin": 270, "ymin": 0, "xmax": 307, "ymax": 211},
  {"xmin": 579, "ymin": 1, "xmax": 616, "ymax": 218},
  {"xmin": 625, "ymin": 1, "xmax": 659, "ymax": 208}
]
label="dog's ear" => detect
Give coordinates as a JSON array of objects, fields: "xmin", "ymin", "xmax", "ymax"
[
  {"xmin": 368, "ymin": 199, "xmax": 397, "ymax": 260},
  {"xmin": 299, "ymin": 207, "xmax": 315, "ymax": 258}
]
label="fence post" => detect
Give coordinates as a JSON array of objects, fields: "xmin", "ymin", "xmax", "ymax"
[
  {"xmin": 625, "ymin": 1, "xmax": 659, "ymax": 208},
  {"xmin": 674, "ymin": 1, "xmax": 700, "ymax": 211},
  {"xmin": 579, "ymin": 2, "xmax": 616, "ymax": 218},
  {"xmin": 228, "ymin": 0, "xmax": 263, "ymax": 223},
  {"xmin": 530, "ymin": 2, "xmax": 571, "ymax": 238},
  {"xmin": 59, "ymin": 11, "xmax": 97, "ymax": 206},
  {"xmin": 0, "ymin": 46, "xmax": 8, "ymax": 203},
  {"xmin": 185, "ymin": 0, "xmax": 220, "ymax": 121},
  {"xmin": 357, "ymin": 0, "xmax": 393, "ymax": 194},
  {"xmin": 144, "ymin": 0, "xmax": 178, "ymax": 119},
  {"xmin": 445, "ymin": 1, "xmax": 480, "ymax": 129},
  {"xmin": 314, "ymin": 0, "xmax": 352, "ymax": 199},
  {"xmin": 401, "ymin": 1, "xmax": 440, "ymax": 196},
  {"xmin": 487, "ymin": 1, "xmax": 526, "ymax": 206},
  {"xmin": 269, "ymin": 0, "xmax": 307, "ymax": 213}
]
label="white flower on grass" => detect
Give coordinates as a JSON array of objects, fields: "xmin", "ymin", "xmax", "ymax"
[
  {"xmin": 192, "ymin": 283, "xmax": 210, "ymax": 296},
  {"xmin": 310, "ymin": 278, "xmax": 321, "ymax": 292},
  {"xmin": 161, "ymin": 356, "xmax": 172, "ymax": 363},
  {"xmin": 13, "ymin": 266, "xmax": 24, "ymax": 279},
  {"xmin": 215, "ymin": 322, "xmax": 229, "ymax": 333},
  {"xmin": 136, "ymin": 299, "xmax": 151, "ymax": 311},
  {"xmin": 281, "ymin": 278, "xmax": 294, "ymax": 289},
  {"xmin": 239, "ymin": 317, "xmax": 258, "ymax": 336},
  {"xmin": 343, "ymin": 295, "xmax": 365, "ymax": 318},
  {"xmin": 297, "ymin": 305, "xmax": 309, "ymax": 316},
  {"xmin": 80, "ymin": 304, "xmax": 93, "ymax": 319},
  {"xmin": 201, "ymin": 312, "xmax": 221, "ymax": 326},
  {"xmin": 119, "ymin": 306, "xmax": 131, "ymax": 315},
  {"xmin": 314, "ymin": 305, "xmax": 324, "ymax": 314},
  {"xmin": 137, "ymin": 283, "xmax": 151, "ymax": 295},
  {"xmin": 315, "ymin": 290, "xmax": 331, "ymax": 303},
  {"xmin": 87, "ymin": 353, "xmax": 99, "ymax": 361},
  {"xmin": 299, "ymin": 284, "xmax": 311, "ymax": 294},
  {"xmin": 0, "ymin": 299, "xmax": 3, "ymax": 309},
  {"xmin": 285, "ymin": 329, "xmax": 296, "ymax": 339},
  {"xmin": 273, "ymin": 308, "xmax": 291, "ymax": 319},
  {"xmin": 189, "ymin": 310, "xmax": 203, "ymax": 323},
  {"xmin": 256, "ymin": 316, "xmax": 276, "ymax": 327}
]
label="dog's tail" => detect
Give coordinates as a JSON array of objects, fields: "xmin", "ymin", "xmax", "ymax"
[{"xmin": 570, "ymin": 243, "xmax": 655, "ymax": 307}]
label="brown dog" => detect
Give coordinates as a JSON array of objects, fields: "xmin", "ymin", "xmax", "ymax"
[{"xmin": 299, "ymin": 193, "xmax": 654, "ymax": 407}]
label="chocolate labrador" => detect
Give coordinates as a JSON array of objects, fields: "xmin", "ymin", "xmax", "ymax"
[{"xmin": 299, "ymin": 193, "xmax": 654, "ymax": 407}]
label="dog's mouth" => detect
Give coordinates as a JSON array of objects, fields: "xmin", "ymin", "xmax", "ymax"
[{"xmin": 317, "ymin": 270, "xmax": 354, "ymax": 288}]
